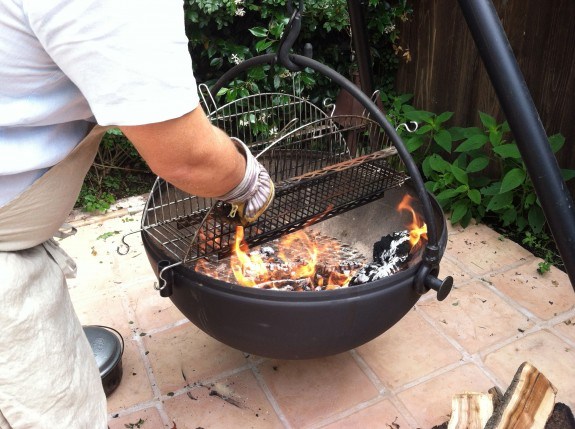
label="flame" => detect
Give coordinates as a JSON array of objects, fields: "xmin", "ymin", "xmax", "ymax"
[
  {"xmin": 230, "ymin": 226, "xmax": 353, "ymax": 289},
  {"xmin": 397, "ymin": 194, "xmax": 428, "ymax": 251}
]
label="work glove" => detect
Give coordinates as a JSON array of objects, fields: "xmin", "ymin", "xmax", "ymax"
[{"xmin": 217, "ymin": 137, "xmax": 275, "ymax": 225}]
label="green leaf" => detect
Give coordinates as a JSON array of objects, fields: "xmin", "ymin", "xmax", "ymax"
[
  {"xmin": 501, "ymin": 208, "xmax": 517, "ymax": 226},
  {"xmin": 428, "ymin": 154, "xmax": 451, "ymax": 173},
  {"xmin": 549, "ymin": 134, "xmax": 565, "ymax": 153},
  {"xmin": 486, "ymin": 191, "xmax": 513, "ymax": 211},
  {"xmin": 451, "ymin": 200, "xmax": 469, "ymax": 224},
  {"xmin": 481, "ymin": 182, "xmax": 501, "ymax": 196},
  {"xmin": 524, "ymin": 192, "xmax": 537, "ymax": 208},
  {"xmin": 500, "ymin": 168, "xmax": 526, "ymax": 193},
  {"xmin": 479, "ymin": 111, "xmax": 497, "ymax": 130},
  {"xmin": 466, "ymin": 157, "xmax": 490, "ymax": 173},
  {"xmin": 528, "ymin": 205, "xmax": 546, "ymax": 233},
  {"xmin": 436, "ymin": 188, "xmax": 465, "ymax": 201},
  {"xmin": 434, "ymin": 129, "xmax": 452, "ymax": 153},
  {"xmin": 255, "ymin": 39, "xmax": 274, "ymax": 53},
  {"xmin": 561, "ymin": 169, "xmax": 575, "ymax": 182},
  {"xmin": 406, "ymin": 135, "xmax": 424, "ymax": 153},
  {"xmin": 467, "ymin": 189, "xmax": 481, "ymax": 204},
  {"xmin": 249, "ymin": 27, "xmax": 268, "ymax": 37},
  {"xmin": 416, "ymin": 124, "xmax": 433, "ymax": 135},
  {"xmin": 455, "ymin": 134, "xmax": 488, "ymax": 152},
  {"xmin": 492, "ymin": 144, "xmax": 521, "ymax": 159},
  {"xmin": 450, "ymin": 164, "xmax": 469, "ymax": 185},
  {"xmin": 435, "ymin": 111, "xmax": 454, "ymax": 126},
  {"xmin": 405, "ymin": 110, "xmax": 434, "ymax": 123}
]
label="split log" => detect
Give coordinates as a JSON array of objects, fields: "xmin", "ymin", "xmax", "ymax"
[
  {"xmin": 486, "ymin": 361, "xmax": 557, "ymax": 429},
  {"xmin": 447, "ymin": 392, "xmax": 494, "ymax": 429}
]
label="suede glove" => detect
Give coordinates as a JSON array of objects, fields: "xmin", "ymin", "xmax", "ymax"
[{"xmin": 217, "ymin": 137, "xmax": 275, "ymax": 225}]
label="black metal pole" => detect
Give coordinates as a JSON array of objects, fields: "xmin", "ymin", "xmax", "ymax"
[
  {"xmin": 347, "ymin": 0, "xmax": 374, "ymax": 96},
  {"xmin": 458, "ymin": 0, "xmax": 575, "ymax": 289}
]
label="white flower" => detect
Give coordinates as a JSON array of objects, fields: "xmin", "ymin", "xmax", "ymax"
[
  {"xmin": 384, "ymin": 24, "xmax": 396, "ymax": 34},
  {"xmin": 235, "ymin": 7, "xmax": 245, "ymax": 16},
  {"xmin": 234, "ymin": 0, "xmax": 243, "ymax": 4},
  {"xmin": 230, "ymin": 53, "xmax": 242, "ymax": 65}
]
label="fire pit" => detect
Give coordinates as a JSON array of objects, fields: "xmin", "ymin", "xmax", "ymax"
[
  {"xmin": 123, "ymin": 51, "xmax": 453, "ymax": 359},
  {"xmin": 141, "ymin": 186, "xmax": 449, "ymax": 359}
]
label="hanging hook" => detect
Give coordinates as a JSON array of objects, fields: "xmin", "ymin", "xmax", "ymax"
[{"xmin": 277, "ymin": 1, "xmax": 305, "ymax": 71}]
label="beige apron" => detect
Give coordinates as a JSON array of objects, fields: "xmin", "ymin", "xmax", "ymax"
[{"xmin": 0, "ymin": 125, "xmax": 109, "ymax": 429}]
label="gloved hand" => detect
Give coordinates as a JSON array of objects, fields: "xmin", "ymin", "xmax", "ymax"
[{"xmin": 217, "ymin": 137, "xmax": 274, "ymax": 225}]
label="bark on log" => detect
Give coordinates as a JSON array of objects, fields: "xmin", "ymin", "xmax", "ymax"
[{"xmin": 486, "ymin": 362, "xmax": 557, "ymax": 429}]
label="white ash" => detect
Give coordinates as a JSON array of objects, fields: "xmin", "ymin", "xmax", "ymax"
[{"xmin": 350, "ymin": 231, "xmax": 411, "ymax": 285}]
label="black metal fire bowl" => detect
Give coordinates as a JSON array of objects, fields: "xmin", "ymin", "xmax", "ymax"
[{"xmin": 142, "ymin": 187, "xmax": 450, "ymax": 359}]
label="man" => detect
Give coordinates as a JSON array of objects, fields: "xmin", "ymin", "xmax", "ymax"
[{"xmin": 0, "ymin": 0, "xmax": 273, "ymax": 427}]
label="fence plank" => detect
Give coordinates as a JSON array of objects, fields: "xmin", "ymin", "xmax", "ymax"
[{"xmin": 395, "ymin": 0, "xmax": 575, "ymax": 195}]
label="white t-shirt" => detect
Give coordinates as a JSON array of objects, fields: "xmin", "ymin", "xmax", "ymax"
[{"xmin": 0, "ymin": 0, "xmax": 200, "ymax": 206}]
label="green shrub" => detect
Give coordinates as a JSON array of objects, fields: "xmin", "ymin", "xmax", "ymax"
[
  {"xmin": 383, "ymin": 93, "xmax": 575, "ymax": 237},
  {"xmin": 185, "ymin": 0, "xmax": 412, "ymax": 94}
]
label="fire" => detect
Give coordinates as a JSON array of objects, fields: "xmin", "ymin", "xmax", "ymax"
[
  {"xmin": 230, "ymin": 226, "xmax": 353, "ymax": 289},
  {"xmin": 397, "ymin": 194, "xmax": 428, "ymax": 251}
]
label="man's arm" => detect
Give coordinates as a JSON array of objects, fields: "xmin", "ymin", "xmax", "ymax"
[{"xmin": 120, "ymin": 106, "xmax": 246, "ymax": 198}]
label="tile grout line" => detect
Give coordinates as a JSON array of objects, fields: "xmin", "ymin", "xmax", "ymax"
[
  {"xmin": 348, "ymin": 349, "xmax": 421, "ymax": 429},
  {"xmin": 109, "ymin": 290, "xmax": 173, "ymax": 427},
  {"xmin": 248, "ymin": 361, "xmax": 294, "ymax": 429}
]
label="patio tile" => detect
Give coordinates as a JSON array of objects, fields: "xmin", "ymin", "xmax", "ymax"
[
  {"xmin": 418, "ymin": 280, "xmax": 533, "ymax": 354},
  {"xmin": 356, "ymin": 309, "xmax": 461, "ymax": 390},
  {"xmin": 554, "ymin": 316, "xmax": 575, "ymax": 342},
  {"xmin": 437, "ymin": 254, "xmax": 474, "ymax": 286},
  {"xmin": 397, "ymin": 363, "xmax": 495, "ymax": 428},
  {"xmin": 108, "ymin": 406, "xmax": 165, "ymax": 429},
  {"xmin": 257, "ymin": 353, "xmax": 379, "ymax": 429},
  {"xmin": 163, "ymin": 369, "xmax": 283, "ymax": 429},
  {"xmin": 321, "ymin": 399, "xmax": 414, "ymax": 429},
  {"xmin": 142, "ymin": 323, "xmax": 250, "ymax": 395},
  {"xmin": 107, "ymin": 339, "xmax": 154, "ymax": 414},
  {"xmin": 483, "ymin": 330, "xmax": 575, "ymax": 408},
  {"xmin": 486, "ymin": 259, "xmax": 575, "ymax": 320},
  {"xmin": 124, "ymin": 277, "xmax": 187, "ymax": 333},
  {"xmin": 71, "ymin": 286, "xmax": 133, "ymax": 339},
  {"xmin": 444, "ymin": 224, "xmax": 532, "ymax": 276}
]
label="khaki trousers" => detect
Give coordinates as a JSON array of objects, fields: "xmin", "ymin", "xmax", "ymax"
[{"xmin": 0, "ymin": 125, "xmax": 109, "ymax": 429}]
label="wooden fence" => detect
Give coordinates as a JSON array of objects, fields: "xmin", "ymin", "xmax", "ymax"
[{"xmin": 394, "ymin": 0, "xmax": 575, "ymax": 195}]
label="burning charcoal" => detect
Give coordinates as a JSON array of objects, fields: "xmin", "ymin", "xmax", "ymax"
[
  {"xmin": 373, "ymin": 230, "xmax": 411, "ymax": 266},
  {"xmin": 260, "ymin": 246, "xmax": 275, "ymax": 257},
  {"xmin": 350, "ymin": 231, "xmax": 412, "ymax": 286},
  {"xmin": 350, "ymin": 262, "xmax": 405, "ymax": 285}
]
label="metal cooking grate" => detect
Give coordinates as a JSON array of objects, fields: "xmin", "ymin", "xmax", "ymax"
[{"xmin": 140, "ymin": 91, "xmax": 408, "ymax": 264}]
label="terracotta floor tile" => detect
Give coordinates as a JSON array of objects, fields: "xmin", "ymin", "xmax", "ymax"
[
  {"xmin": 444, "ymin": 224, "xmax": 532, "ymax": 275},
  {"xmin": 124, "ymin": 278, "xmax": 187, "ymax": 332},
  {"xmin": 356, "ymin": 309, "xmax": 461, "ymax": 389},
  {"xmin": 483, "ymin": 330, "xmax": 575, "ymax": 408},
  {"xmin": 397, "ymin": 363, "xmax": 495, "ymax": 428},
  {"xmin": 108, "ymin": 406, "xmax": 165, "ymax": 429},
  {"xmin": 554, "ymin": 316, "xmax": 575, "ymax": 342},
  {"xmin": 322, "ymin": 399, "xmax": 414, "ymax": 429},
  {"xmin": 257, "ymin": 353, "xmax": 379, "ymax": 428},
  {"xmin": 437, "ymin": 255, "xmax": 474, "ymax": 285},
  {"xmin": 164, "ymin": 369, "xmax": 283, "ymax": 429},
  {"xmin": 70, "ymin": 282, "xmax": 134, "ymax": 339},
  {"xmin": 486, "ymin": 260, "xmax": 575, "ymax": 320},
  {"xmin": 143, "ymin": 323, "xmax": 250, "ymax": 394},
  {"xmin": 107, "ymin": 339, "xmax": 154, "ymax": 414},
  {"xmin": 418, "ymin": 280, "xmax": 533, "ymax": 354}
]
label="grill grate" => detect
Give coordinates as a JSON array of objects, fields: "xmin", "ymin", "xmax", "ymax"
[{"xmin": 141, "ymin": 92, "xmax": 408, "ymax": 264}]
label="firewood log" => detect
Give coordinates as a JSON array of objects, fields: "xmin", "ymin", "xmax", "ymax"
[
  {"xmin": 485, "ymin": 362, "xmax": 557, "ymax": 429},
  {"xmin": 447, "ymin": 392, "xmax": 494, "ymax": 429}
]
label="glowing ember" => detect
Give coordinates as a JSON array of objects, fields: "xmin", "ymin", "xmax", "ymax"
[
  {"xmin": 194, "ymin": 194, "xmax": 429, "ymax": 291},
  {"xmin": 230, "ymin": 227, "xmax": 357, "ymax": 289}
]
